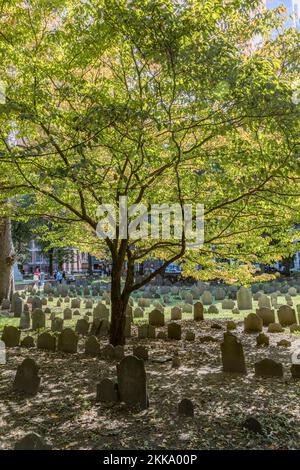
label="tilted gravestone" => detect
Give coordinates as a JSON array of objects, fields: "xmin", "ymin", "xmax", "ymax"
[
  {"xmin": 256, "ymin": 307, "xmax": 275, "ymax": 326},
  {"xmin": 85, "ymin": 336, "xmax": 100, "ymax": 356},
  {"xmin": 117, "ymin": 355, "xmax": 148, "ymax": 409},
  {"xmin": 244, "ymin": 313, "xmax": 263, "ymax": 333},
  {"xmin": 96, "ymin": 378, "xmax": 119, "ymax": 403},
  {"xmin": 254, "ymin": 358, "xmax": 283, "ymax": 377},
  {"xmin": 237, "ymin": 287, "xmax": 253, "ymax": 310},
  {"xmin": 193, "ymin": 302, "xmax": 204, "ymax": 321},
  {"xmin": 167, "ymin": 322, "xmax": 181, "ymax": 340},
  {"xmin": 13, "ymin": 358, "xmax": 41, "ymax": 395},
  {"xmin": 32, "ymin": 309, "xmax": 46, "ymax": 330},
  {"xmin": 37, "ymin": 332, "xmax": 56, "ymax": 352},
  {"xmin": 221, "ymin": 332, "xmax": 246, "ymax": 374},
  {"xmin": 57, "ymin": 328, "xmax": 78, "ymax": 353},
  {"xmin": 149, "ymin": 309, "xmax": 165, "ymax": 327},
  {"xmin": 277, "ymin": 305, "xmax": 296, "ymax": 327},
  {"xmin": 1, "ymin": 326, "xmax": 21, "ymax": 347}
]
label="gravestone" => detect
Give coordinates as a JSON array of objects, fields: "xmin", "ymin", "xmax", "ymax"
[
  {"xmin": 258, "ymin": 294, "xmax": 271, "ymax": 309},
  {"xmin": 254, "ymin": 359, "xmax": 283, "ymax": 377},
  {"xmin": 171, "ymin": 306, "xmax": 182, "ymax": 321},
  {"xmin": 1, "ymin": 298, "xmax": 10, "ymax": 310},
  {"xmin": 57, "ymin": 328, "xmax": 78, "ymax": 353},
  {"xmin": 75, "ymin": 318, "xmax": 89, "ymax": 336},
  {"xmin": 117, "ymin": 355, "xmax": 148, "ymax": 408},
  {"xmin": 71, "ymin": 298, "xmax": 81, "ymax": 309},
  {"xmin": 63, "ymin": 308, "xmax": 72, "ymax": 320},
  {"xmin": 185, "ymin": 330, "xmax": 195, "ymax": 341},
  {"xmin": 222, "ymin": 299, "xmax": 235, "ymax": 310},
  {"xmin": 201, "ymin": 290, "xmax": 212, "ymax": 305},
  {"xmin": 167, "ymin": 322, "xmax": 181, "ymax": 340},
  {"xmin": 277, "ymin": 305, "xmax": 296, "ymax": 327},
  {"xmin": 244, "ymin": 313, "xmax": 263, "ymax": 333},
  {"xmin": 208, "ymin": 305, "xmax": 219, "ymax": 314},
  {"xmin": 85, "ymin": 336, "xmax": 100, "ymax": 356},
  {"xmin": 21, "ymin": 336, "xmax": 35, "ymax": 348},
  {"xmin": 149, "ymin": 309, "xmax": 165, "ymax": 327},
  {"xmin": 133, "ymin": 345, "xmax": 148, "ymax": 361},
  {"xmin": 256, "ymin": 307, "xmax": 275, "ymax": 326},
  {"xmin": 13, "ymin": 297, "xmax": 24, "ymax": 318},
  {"xmin": 138, "ymin": 324, "xmax": 155, "ymax": 339},
  {"xmin": 133, "ymin": 307, "xmax": 144, "ymax": 319},
  {"xmin": 291, "ymin": 364, "xmax": 300, "ymax": 379},
  {"xmin": 13, "ymin": 358, "xmax": 41, "ymax": 395},
  {"xmin": 19, "ymin": 311, "xmax": 30, "ymax": 330},
  {"xmin": 256, "ymin": 332, "xmax": 269, "ymax": 347},
  {"xmin": 193, "ymin": 302, "xmax": 204, "ymax": 321},
  {"xmin": 32, "ymin": 309, "xmax": 46, "ymax": 330},
  {"xmin": 178, "ymin": 398, "xmax": 194, "ymax": 417},
  {"xmin": 32, "ymin": 296, "xmax": 42, "ymax": 311},
  {"xmin": 1, "ymin": 326, "xmax": 21, "ymax": 347},
  {"xmin": 96, "ymin": 378, "xmax": 119, "ymax": 403},
  {"xmin": 102, "ymin": 344, "xmax": 115, "ymax": 359},
  {"xmin": 51, "ymin": 317, "xmax": 64, "ymax": 333},
  {"xmin": 37, "ymin": 332, "xmax": 56, "ymax": 352},
  {"xmin": 115, "ymin": 345, "xmax": 125, "ymax": 360},
  {"xmin": 221, "ymin": 332, "xmax": 246, "ymax": 374},
  {"xmin": 268, "ymin": 322, "xmax": 284, "ymax": 333},
  {"xmin": 237, "ymin": 287, "xmax": 252, "ymax": 310}
]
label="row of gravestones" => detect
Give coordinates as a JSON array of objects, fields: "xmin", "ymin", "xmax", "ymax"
[{"xmin": 221, "ymin": 331, "xmax": 300, "ymax": 379}]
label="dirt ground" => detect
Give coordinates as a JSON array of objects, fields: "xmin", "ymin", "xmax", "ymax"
[{"xmin": 1, "ymin": 317, "xmax": 300, "ymax": 450}]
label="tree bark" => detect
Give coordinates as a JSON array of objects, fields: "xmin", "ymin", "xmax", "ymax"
[
  {"xmin": 0, "ymin": 217, "xmax": 15, "ymax": 303},
  {"xmin": 109, "ymin": 260, "xmax": 127, "ymax": 346}
]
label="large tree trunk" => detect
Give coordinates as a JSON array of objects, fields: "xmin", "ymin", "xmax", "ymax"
[
  {"xmin": 109, "ymin": 257, "xmax": 133, "ymax": 346},
  {"xmin": 0, "ymin": 217, "xmax": 15, "ymax": 303}
]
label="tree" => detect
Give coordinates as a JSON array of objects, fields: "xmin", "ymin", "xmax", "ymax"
[
  {"xmin": 0, "ymin": 217, "xmax": 15, "ymax": 302},
  {"xmin": 0, "ymin": 0, "xmax": 299, "ymax": 344}
]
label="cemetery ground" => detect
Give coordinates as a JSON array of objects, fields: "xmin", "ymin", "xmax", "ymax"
[{"xmin": 1, "ymin": 285, "xmax": 300, "ymax": 450}]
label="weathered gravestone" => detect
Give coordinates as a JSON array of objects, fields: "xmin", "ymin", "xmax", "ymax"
[
  {"xmin": 138, "ymin": 324, "xmax": 156, "ymax": 339},
  {"xmin": 14, "ymin": 433, "xmax": 52, "ymax": 450},
  {"xmin": 171, "ymin": 306, "xmax": 182, "ymax": 321},
  {"xmin": 32, "ymin": 309, "xmax": 46, "ymax": 330},
  {"xmin": 96, "ymin": 378, "xmax": 119, "ymax": 403},
  {"xmin": 149, "ymin": 309, "xmax": 165, "ymax": 327},
  {"xmin": 13, "ymin": 358, "xmax": 41, "ymax": 395},
  {"xmin": 71, "ymin": 298, "xmax": 81, "ymax": 309},
  {"xmin": 37, "ymin": 332, "xmax": 56, "ymax": 352},
  {"xmin": 244, "ymin": 313, "xmax": 263, "ymax": 333},
  {"xmin": 1, "ymin": 298, "xmax": 10, "ymax": 310},
  {"xmin": 117, "ymin": 355, "xmax": 148, "ymax": 408},
  {"xmin": 237, "ymin": 287, "xmax": 253, "ymax": 310},
  {"xmin": 277, "ymin": 305, "xmax": 296, "ymax": 327},
  {"xmin": 57, "ymin": 328, "xmax": 78, "ymax": 353},
  {"xmin": 102, "ymin": 344, "xmax": 115, "ymax": 359},
  {"xmin": 256, "ymin": 332, "xmax": 269, "ymax": 347},
  {"xmin": 133, "ymin": 307, "xmax": 144, "ymax": 319},
  {"xmin": 255, "ymin": 359, "xmax": 283, "ymax": 377},
  {"xmin": 256, "ymin": 307, "xmax": 275, "ymax": 326},
  {"xmin": 32, "ymin": 296, "xmax": 42, "ymax": 311},
  {"xmin": 268, "ymin": 322, "xmax": 284, "ymax": 333},
  {"xmin": 85, "ymin": 336, "xmax": 100, "ymax": 356},
  {"xmin": 221, "ymin": 332, "xmax": 246, "ymax": 374},
  {"xmin": 1, "ymin": 326, "xmax": 21, "ymax": 347},
  {"xmin": 168, "ymin": 322, "xmax": 181, "ymax": 340},
  {"xmin": 222, "ymin": 299, "xmax": 235, "ymax": 310},
  {"xmin": 75, "ymin": 318, "xmax": 89, "ymax": 336},
  {"xmin": 193, "ymin": 302, "xmax": 204, "ymax": 321}
]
